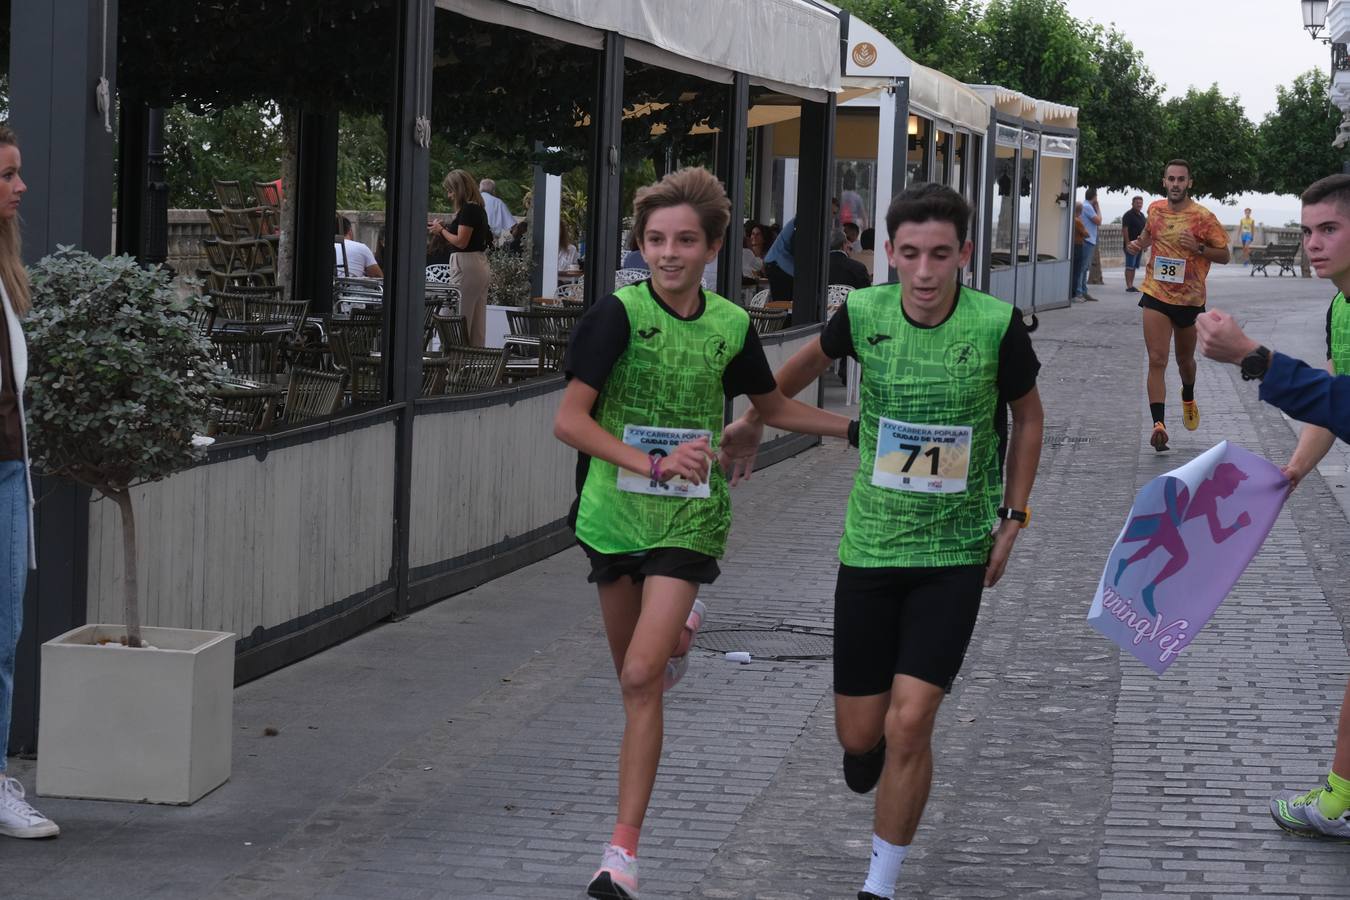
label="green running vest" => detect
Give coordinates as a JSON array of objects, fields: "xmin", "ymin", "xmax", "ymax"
[
  {"xmin": 573, "ymin": 282, "xmax": 749, "ymax": 558},
  {"xmin": 843, "ymin": 284, "xmax": 1012, "ymax": 568},
  {"xmin": 1330, "ymin": 292, "xmax": 1350, "ymax": 375}
]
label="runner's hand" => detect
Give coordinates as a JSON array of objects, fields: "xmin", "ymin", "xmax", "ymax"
[
  {"xmin": 984, "ymin": 521, "xmax": 1020, "ymax": 588},
  {"xmin": 1280, "ymin": 464, "xmax": 1306, "ymax": 493},
  {"xmin": 718, "ymin": 417, "xmax": 764, "ymax": 486},
  {"xmin": 1176, "ymin": 232, "xmax": 1201, "ymax": 254},
  {"xmin": 663, "ymin": 436, "xmax": 713, "ymax": 485}
]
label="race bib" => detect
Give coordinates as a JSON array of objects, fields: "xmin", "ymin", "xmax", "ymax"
[
  {"xmin": 617, "ymin": 425, "xmax": 712, "ymax": 498},
  {"xmin": 871, "ymin": 417, "xmax": 971, "ymax": 494},
  {"xmin": 1153, "ymin": 255, "xmax": 1185, "ymax": 284}
]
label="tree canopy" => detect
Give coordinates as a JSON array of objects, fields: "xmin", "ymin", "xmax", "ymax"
[
  {"xmin": 1159, "ymin": 85, "xmax": 1259, "ymax": 201},
  {"xmin": 1257, "ymin": 69, "xmax": 1344, "ymax": 197}
]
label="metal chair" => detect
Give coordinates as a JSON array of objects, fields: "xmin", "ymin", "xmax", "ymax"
[
  {"xmin": 432, "ymin": 313, "xmax": 470, "ymax": 350},
  {"xmin": 826, "ymin": 284, "xmax": 854, "ymax": 318},
  {"xmin": 613, "ymin": 268, "xmax": 649, "ymax": 289},
  {"xmin": 747, "ymin": 288, "xmax": 770, "ymax": 309},
  {"xmin": 419, "ymin": 357, "xmax": 453, "ymax": 397},
  {"xmin": 211, "ymin": 331, "xmax": 284, "ymax": 383},
  {"xmin": 426, "ymin": 264, "xmax": 454, "ymax": 284},
  {"xmin": 328, "ymin": 321, "xmax": 384, "ymax": 405},
  {"xmin": 281, "ymin": 367, "xmax": 345, "ymax": 423},
  {"xmin": 537, "ymin": 335, "xmax": 568, "ymax": 375},
  {"xmin": 207, "ymin": 384, "xmax": 280, "ymax": 436},
  {"xmin": 442, "ymin": 346, "xmax": 506, "ymax": 393},
  {"xmin": 555, "ymin": 280, "xmax": 585, "ymax": 304}
]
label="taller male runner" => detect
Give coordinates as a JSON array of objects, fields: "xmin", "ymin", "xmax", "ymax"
[
  {"xmin": 721, "ymin": 183, "xmax": 1044, "ymax": 900},
  {"xmin": 1127, "ymin": 159, "xmax": 1230, "ymax": 452}
]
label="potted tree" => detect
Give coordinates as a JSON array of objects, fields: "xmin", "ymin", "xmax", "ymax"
[{"xmin": 23, "ymin": 249, "xmax": 236, "ymax": 805}]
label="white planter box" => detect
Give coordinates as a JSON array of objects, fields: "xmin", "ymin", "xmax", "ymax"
[{"xmin": 37, "ymin": 624, "xmax": 236, "ymax": 805}]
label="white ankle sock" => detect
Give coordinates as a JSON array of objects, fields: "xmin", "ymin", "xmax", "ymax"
[{"xmin": 862, "ymin": 833, "xmax": 908, "ymax": 898}]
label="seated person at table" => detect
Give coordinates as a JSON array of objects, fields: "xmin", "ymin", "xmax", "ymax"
[
  {"xmin": 559, "ymin": 221, "xmax": 582, "ymax": 272},
  {"xmin": 620, "ymin": 230, "xmax": 648, "ymax": 271},
  {"xmin": 828, "ymin": 227, "xmax": 870, "ymax": 290},
  {"xmin": 335, "ymin": 216, "xmax": 383, "ymax": 279}
]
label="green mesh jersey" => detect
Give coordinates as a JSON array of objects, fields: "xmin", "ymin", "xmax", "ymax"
[
  {"xmin": 573, "ymin": 282, "xmax": 749, "ymax": 557},
  {"xmin": 842, "ymin": 284, "xmax": 1012, "ymax": 568},
  {"xmin": 1330, "ymin": 293, "xmax": 1350, "ymax": 375}
]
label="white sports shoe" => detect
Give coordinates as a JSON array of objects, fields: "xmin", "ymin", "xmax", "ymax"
[{"xmin": 0, "ymin": 776, "xmax": 60, "ymax": 839}]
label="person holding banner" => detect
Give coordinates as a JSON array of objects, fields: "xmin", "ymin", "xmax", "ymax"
[
  {"xmin": 1193, "ymin": 173, "xmax": 1350, "ymax": 842},
  {"xmin": 554, "ymin": 167, "xmax": 856, "ymax": 900},
  {"xmin": 720, "ymin": 183, "xmax": 1044, "ymax": 900},
  {"xmin": 1126, "ymin": 159, "xmax": 1230, "ymax": 453}
]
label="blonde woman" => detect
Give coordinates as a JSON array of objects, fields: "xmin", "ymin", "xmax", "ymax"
[
  {"xmin": 427, "ymin": 169, "xmax": 490, "ymax": 346},
  {"xmin": 0, "ymin": 127, "xmax": 58, "ymax": 839}
]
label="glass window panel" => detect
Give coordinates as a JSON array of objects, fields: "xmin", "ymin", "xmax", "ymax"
[
  {"xmin": 835, "ymin": 158, "xmax": 876, "ymax": 231},
  {"xmin": 934, "ymin": 131, "xmax": 950, "ymax": 187},
  {"xmin": 907, "ymin": 115, "xmax": 930, "ymax": 185},
  {"xmin": 1036, "ymin": 155, "xmax": 1072, "ymax": 261},
  {"xmin": 992, "ymin": 143, "xmax": 1016, "ymax": 268},
  {"xmin": 1017, "ymin": 148, "xmax": 1036, "ymax": 263}
]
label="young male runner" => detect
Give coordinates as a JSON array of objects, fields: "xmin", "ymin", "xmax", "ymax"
[
  {"xmin": 721, "ymin": 183, "xmax": 1044, "ymax": 899},
  {"xmin": 1204, "ymin": 173, "xmax": 1350, "ymax": 840},
  {"xmin": 1126, "ymin": 159, "xmax": 1230, "ymax": 452},
  {"xmin": 555, "ymin": 167, "xmax": 854, "ymax": 900},
  {"xmin": 1239, "ymin": 207, "xmax": 1256, "ymax": 265}
]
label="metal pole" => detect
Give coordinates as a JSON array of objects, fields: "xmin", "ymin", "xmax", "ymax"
[{"xmin": 584, "ymin": 33, "xmax": 624, "ymax": 309}]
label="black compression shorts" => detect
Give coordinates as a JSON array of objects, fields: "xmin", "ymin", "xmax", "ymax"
[
  {"xmin": 1139, "ymin": 293, "xmax": 1204, "ymax": 328},
  {"xmin": 833, "ymin": 563, "xmax": 984, "ymax": 695},
  {"xmin": 579, "ymin": 542, "xmax": 720, "ymax": 586}
]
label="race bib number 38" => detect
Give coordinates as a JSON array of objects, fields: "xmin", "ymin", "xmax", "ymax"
[
  {"xmin": 871, "ymin": 417, "xmax": 971, "ymax": 494},
  {"xmin": 617, "ymin": 425, "xmax": 712, "ymax": 498},
  {"xmin": 1153, "ymin": 255, "xmax": 1185, "ymax": 284}
]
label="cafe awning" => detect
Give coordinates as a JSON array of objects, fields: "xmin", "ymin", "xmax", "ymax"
[{"xmin": 438, "ymin": 0, "xmax": 841, "ymax": 101}]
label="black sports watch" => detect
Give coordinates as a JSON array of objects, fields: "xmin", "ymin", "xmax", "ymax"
[
  {"xmin": 996, "ymin": 506, "xmax": 1031, "ymax": 528},
  {"xmin": 1240, "ymin": 345, "xmax": 1271, "ymax": 381}
]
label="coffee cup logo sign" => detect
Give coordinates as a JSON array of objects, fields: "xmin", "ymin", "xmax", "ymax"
[{"xmin": 851, "ymin": 42, "xmax": 878, "ymax": 69}]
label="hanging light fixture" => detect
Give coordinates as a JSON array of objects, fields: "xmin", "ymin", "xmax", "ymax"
[
  {"xmin": 907, "ymin": 115, "xmax": 919, "ymax": 135},
  {"xmin": 1304, "ymin": 0, "xmax": 1330, "ymax": 41}
]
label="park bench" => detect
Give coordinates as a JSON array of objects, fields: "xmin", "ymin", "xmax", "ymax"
[{"xmin": 1250, "ymin": 243, "xmax": 1299, "ymax": 277}]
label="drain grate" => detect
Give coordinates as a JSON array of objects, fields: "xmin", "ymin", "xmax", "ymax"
[
  {"xmin": 695, "ymin": 628, "xmax": 834, "ymax": 659},
  {"xmin": 1043, "ymin": 434, "xmax": 1092, "ymax": 448}
]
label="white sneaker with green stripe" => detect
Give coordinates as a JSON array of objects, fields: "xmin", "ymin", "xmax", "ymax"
[{"xmin": 1269, "ymin": 787, "xmax": 1350, "ymax": 840}]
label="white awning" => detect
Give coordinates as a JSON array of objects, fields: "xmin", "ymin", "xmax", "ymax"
[{"xmin": 438, "ymin": 0, "xmax": 841, "ymax": 101}]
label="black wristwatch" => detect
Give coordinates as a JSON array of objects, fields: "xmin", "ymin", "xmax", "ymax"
[
  {"xmin": 847, "ymin": 419, "xmax": 860, "ymax": 448},
  {"xmin": 1240, "ymin": 345, "xmax": 1271, "ymax": 381},
  {"xmin": 996, "ymin": 506, "xmax": 1031, "ymax": 528}
]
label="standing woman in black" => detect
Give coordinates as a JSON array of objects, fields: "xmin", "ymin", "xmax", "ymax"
[{"xmin": 428, "ymin": 169, "xmax": 491, "ymax": 346}]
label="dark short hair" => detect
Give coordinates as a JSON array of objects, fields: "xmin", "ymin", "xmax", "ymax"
[
  {"xmin": 860, "ymin": 227, "xmax": 875, "ymax": 251},
  {"xmin": 336, "ymin": 214, "xmax": 352, "ymax": 235},
  {"xmin": 884, "ymin": 183, "xmax": 971, "ymax": 245},
  {"xmin": 1163, "ymin": 158, "xmax": 1191, "ymax": 176},
  {"xmin": 1084, "ymin": 187, "xmax": 1097, "ymax": 201},
  {"xmin": 1302, "ymin": 174, "xmax": 1350, "ymax": 218},
  {"xmin": 842, "ymin": 221, "xmax": 860, "ymax": 239}
]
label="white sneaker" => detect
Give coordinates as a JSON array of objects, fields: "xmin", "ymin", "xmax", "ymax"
[{"xmin": 0, "ymin": 776, "xmax": 60, "ymax": 838}]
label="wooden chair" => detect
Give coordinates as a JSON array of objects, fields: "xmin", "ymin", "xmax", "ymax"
[
  {"xmin": 442, "ymin": 346, "xmax": 506, "ymax": 393},
  {"xmin": 207, "ymin": 385, "xmax": 279, "ymax": 436},
  {"xmin": 748, "ymin": 309, "xmax": 789, "ymax": 335},
  {"xmin": 432, "ymin": 313, "xmax": 469, "ymax": 350},
  {"xmin": 327, "ymin": 322, "xmax": 383, "ymax": 405},
  {"xmin": 282, "ymin": 368, "xmax": 345, "ymax": 423},
  {"xmin": 211, "ymin": 331, "xmax": 283, "ymax": 383},
  {"xmin": 419, "ymin": 357, "xmax": 452, "ymax": 397},
  {"xmin": 212, "ymin": 179, "xmax": 250, "ymax": 210},
  {"xmin": 537, "ymin": 335, "xmax": 568, "ymax": 375}
]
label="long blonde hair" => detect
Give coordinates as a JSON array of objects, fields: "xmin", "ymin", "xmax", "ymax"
[
  {"xmin": 441, "ymin": 169, "xmax": 483, "ymax": 211},
  {"xmin": 0, "ymin": 127, "xmax": 30, "ymax": 316}
]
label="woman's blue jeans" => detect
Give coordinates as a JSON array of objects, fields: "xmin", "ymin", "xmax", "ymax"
[{"xmin": 0, "ymin": 460, "xmax": 28, "ymax": 772}]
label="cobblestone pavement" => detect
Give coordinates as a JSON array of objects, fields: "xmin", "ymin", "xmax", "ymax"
[{"xmin": 7, "ymin": 266, "xmax": 1350, "ymax": 898}]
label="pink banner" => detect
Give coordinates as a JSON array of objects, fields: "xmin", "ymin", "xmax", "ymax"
[{"xmin": 1087, "ymin": 441, "xmax": 1287, "ymax": 674}]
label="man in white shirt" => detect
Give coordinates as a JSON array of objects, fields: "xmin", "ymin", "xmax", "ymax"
[
  {"xmin": 479, "ymin": 178, "xmax": 516, "ymax": 236},
  {"xmin": 334, "ymin": 216, "xmax": 382, "ymax": 278}
]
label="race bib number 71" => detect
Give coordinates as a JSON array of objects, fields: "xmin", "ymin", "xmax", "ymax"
[{"xmin": 871, "ymin": 417, "xmax": 971, "ymax": 494}]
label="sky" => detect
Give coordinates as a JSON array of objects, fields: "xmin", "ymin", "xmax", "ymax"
[{"xmin": 1060, "ymin": 0, "xmax": 1328, "ymax": 225}]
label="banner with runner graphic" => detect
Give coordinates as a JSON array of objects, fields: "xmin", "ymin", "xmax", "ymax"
[{"xmin": 1087, "ymin": 441, "xmax": 1287, "ymax": 674}]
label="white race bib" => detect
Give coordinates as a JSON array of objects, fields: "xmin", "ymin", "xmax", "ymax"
[
  {"xmin": 616, "ymin": 425, "xmax": 712, "ymax": 498},
  {"xmin": 1153, "ymin": 255, "xmax": 1185, "ymax": 284},
  {"xmin": 871, "ymin": 417, "xmax": 972, "ymax": 494}
]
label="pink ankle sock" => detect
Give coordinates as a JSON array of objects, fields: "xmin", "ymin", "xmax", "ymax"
[{"xmin": 611, "ymin": 823, "xmax": 640, "ymax": 856}]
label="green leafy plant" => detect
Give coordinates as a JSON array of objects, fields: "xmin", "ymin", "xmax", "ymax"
[
  {"xmin": 23, "ymin": 250, "xmax": 218, "ymax": 647},
  {"xmin": 486, "ymin": 240, "xmax": 534, "ymax": 307}
]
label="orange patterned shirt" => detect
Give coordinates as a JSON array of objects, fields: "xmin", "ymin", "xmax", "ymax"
[{"xmin": 1139, "ymin": 199, "xmax": 1229, "ymax": 307}]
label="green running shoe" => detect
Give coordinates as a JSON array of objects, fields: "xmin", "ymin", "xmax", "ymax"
[{"xmin": 1270, "ymin": 788, "xmax": 1350, "ymax": 841}]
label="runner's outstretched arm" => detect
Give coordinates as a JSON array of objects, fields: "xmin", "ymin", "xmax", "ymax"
[
  {"xmin": 720, "ymin": 337, "xmax": 837, "ymax": 484},
  {"xmin": 985, "ymin": 386, "xmax": 1043, "ymax": 587},
  {"xmin": 746, "ymin": 387, "xmax": 851, "ymax": 444},
  {"xmin": 554, "ymin": 379, "xmax": 713, "ymax": 485}
]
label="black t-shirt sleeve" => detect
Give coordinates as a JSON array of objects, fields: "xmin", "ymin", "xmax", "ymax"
[
  {"xmin": 997, "ymin": 308, "xmax": 1040, "ymax": 402},
  {"xmin": 820, "ymin": 303, "xmax": 854, "ymax": 360},
  {"xmin": 722, "ymin": 324, "xmax": 778, "ymax": 397},
  {"xmin": 563, "ymin": 295, "xmax": 629, "ymax": 391}
]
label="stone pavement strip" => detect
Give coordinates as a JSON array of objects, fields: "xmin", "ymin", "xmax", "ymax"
[{"xmin": 6, "ymin": 266, "xmax": 1350, "ymax": 898}]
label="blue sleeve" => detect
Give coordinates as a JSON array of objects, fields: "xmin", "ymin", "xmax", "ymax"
[{"xmin": 1259, "ymin": 352, "xmax": 1350, "ymax": 443}]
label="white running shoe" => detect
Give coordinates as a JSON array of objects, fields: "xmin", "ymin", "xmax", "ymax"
[
  {"xmin": 587, "ymin": 842, "xmax": 639, "ymax": 899},
  {"xmin": 0, "ymin": 777, "xmax": 60, "ymax": 839}
]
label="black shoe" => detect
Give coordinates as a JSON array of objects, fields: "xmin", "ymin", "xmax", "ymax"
[
  {"xmin": 858, "ymin": 893, "xmax": 888, "ymax": 900},
  {"xmin": 843, "ymin": 738, "xmax": 885, "ymax": 793},
  {"xmin": 1126, "ymin": 286, "xmax": 1140, "ymax": 293}
]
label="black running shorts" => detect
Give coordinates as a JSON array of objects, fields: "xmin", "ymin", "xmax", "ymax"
[
  {"xmin": 579, "ymin": 542, "xmax": 721, "ymax": 586},
  {"xmin": 833, "ymin": 563, "xmax": 985, "ymax": 695},
  {"xmin": 1138, "ymin": 293, "xmax": 1204, "ymax": 328}
]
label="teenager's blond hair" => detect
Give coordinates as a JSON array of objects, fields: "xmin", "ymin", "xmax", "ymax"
[
  {"xmin": 441, "ymin": 169, "xmax": 484, "ymax": 211},
  {"xmin": 632, "ymin": 167, "xmax": 730, "ymax": 246},
  {"xmin": 0, "ymin": 127, "xmax": 29, "ymax": 316}
]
